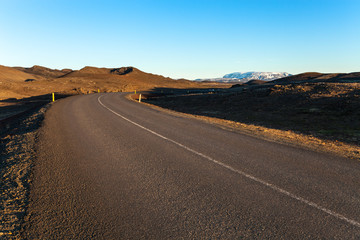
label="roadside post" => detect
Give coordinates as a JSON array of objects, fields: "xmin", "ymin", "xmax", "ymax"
[
  {"xmin": 139, "ymin": 94, "xmax": 142, "ymax": 103},
  {"xmin": 52, "ymin": 92, "xmax": 55, "ymax": 102}
]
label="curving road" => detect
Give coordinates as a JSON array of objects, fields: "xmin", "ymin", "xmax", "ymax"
[{"xmin": 24, "ymin": 93, "xmax": 360, "ymax": 239}]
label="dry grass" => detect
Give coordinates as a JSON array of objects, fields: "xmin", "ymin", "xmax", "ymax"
[{"xmin": 144, "ymin": 83, "xmax": 360, "ymax": 145}]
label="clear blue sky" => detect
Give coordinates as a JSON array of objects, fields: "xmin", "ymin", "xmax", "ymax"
[{"xmin": 1, "ymin": 0, "xmax": 359, "ymax": 79}]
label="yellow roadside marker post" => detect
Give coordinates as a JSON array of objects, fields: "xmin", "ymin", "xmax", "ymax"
[
  {"xmin": 135, "ymin": 90, "xmax": 136, "ymax": 94},
  {"xmin": 98, "ymin": 89, "xmax": 100, "ymax": 93},
  {"xmin": 52, "ymin": 92, "xmax": 55, "ymax": 102},
  {"xmin": 139, "ymin": 94, "xmax": 142, "ymax": 103}
]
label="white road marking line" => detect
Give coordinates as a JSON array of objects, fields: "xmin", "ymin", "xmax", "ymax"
[{"xmin": 98, "ymin": 95, "xmax": 360, "ymax": 228}]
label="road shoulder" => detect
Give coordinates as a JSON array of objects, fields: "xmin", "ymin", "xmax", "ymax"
[{"xmin": 0, "ymin": 103, "xmax": 50, "ymax": 239}]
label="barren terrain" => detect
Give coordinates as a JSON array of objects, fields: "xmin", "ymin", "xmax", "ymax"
[
  {"xmin": 143, "ymin": 73, "xmax": 360, "ymax": 159},
  {"xmin": 0, "ymin": 65, "xmax": 229, "ymax": 101},
  {"xmin": 1, "ymin": 66, "xmax": 359, "ymax": 237}
]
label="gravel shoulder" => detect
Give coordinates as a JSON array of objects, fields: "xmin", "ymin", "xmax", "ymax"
[{"xmin": 0, "ymin": 104, "xmax": 50, "ymax": 239}]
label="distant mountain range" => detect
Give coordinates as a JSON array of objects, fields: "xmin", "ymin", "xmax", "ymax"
[{"xmin": 195, "ymin": 72, "xmax": 292, "ymax": 83}]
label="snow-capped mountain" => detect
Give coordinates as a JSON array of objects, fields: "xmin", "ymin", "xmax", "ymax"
[
  {"xmin": 223, "ymin": 72, "xmax": 291, "ymax": 81},
  {"xmin": 194, "ymin": 72, "xmax": 291, "ymax": 83}
]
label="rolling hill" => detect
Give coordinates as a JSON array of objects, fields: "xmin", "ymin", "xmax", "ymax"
[
  {"xmin": 270, "ymin": 72, "xmax": 360, "ymax": 84},
  {"xmin": 0, "ymin": 65, "xmax": 230, "ymax": 100}
]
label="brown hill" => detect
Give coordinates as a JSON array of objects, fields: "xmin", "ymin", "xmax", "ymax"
[
  {"xmin": 270, "ymin": 72, "xmax": 324, "ymax": 84},
  {"xmin": 14, "ymin": 65, "xmax": 70, "ymax": 79},
  {"xmin": 0, "ymin": 65, "xmax": 230, "ymax": 100},
  {"xmin": 63, "ymin": 66, "xmax": 138, "ymax": 78},
  {"xmin": 0, "ymin": 65, "xmax": 48, "ymax": 99},
  {"xmin": 0, "ymin": 65, "xmax": 38, "ymax": 82},
  {"xmin": 71, "ymin": 66, "xmax": 111, "ymax": 75},
  {"xmin": 328, "ymin": 72, "xmax": 360, "ymax": 81},
  {"xmin": 55, "ymin": 66, "xmax": 202, "ymax": 94},
  {"xmin": 64, "ymin": 66, "xmax": 135, "ymax": 77},
  {"xmin": 245, "ymin": 80, "xmax": 267, "ymax": 85},
  {"xmin": 271, "ymin": 72, "xmax": 360, "ymax": 84}
]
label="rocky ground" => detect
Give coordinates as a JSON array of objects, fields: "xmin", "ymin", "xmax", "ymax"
[
  {"xmin": 0, "ymin": 104, "xmax": 49, "ymax": 239},
  {"xmin": 143, "ymin": 82, "xmax": 360, "ymax": 159}
]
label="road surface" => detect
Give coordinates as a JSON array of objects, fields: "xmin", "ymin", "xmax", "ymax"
[{"xmin": 24, "ymin": 93, "xmax": 360, "ymax": 239}]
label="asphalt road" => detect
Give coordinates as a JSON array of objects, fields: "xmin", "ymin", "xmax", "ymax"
[{"xmin": 24, "ymin": 93, "xmax": 360, "ymax": 239}]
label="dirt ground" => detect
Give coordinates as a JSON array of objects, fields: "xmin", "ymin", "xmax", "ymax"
[{"xmin": 0, "ymin": 104, "xmax": 49, "ymax": 239}]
